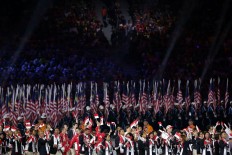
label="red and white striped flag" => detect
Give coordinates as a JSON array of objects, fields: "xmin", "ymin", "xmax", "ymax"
[
  {"xmin": 177, "ymin": 80, "xmax": 183, "ymax": 104},
  {"xmin": 225, "ymin": 78, "xmax": 229, "ymax": 108}
]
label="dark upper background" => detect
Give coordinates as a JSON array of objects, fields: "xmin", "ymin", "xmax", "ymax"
[{"xmin": 0, "ymin": 0, "xmax": 231, "ymax": 88}]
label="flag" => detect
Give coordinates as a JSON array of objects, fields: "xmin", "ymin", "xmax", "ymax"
[
  {"xmin": 177, "ymin": 80, "xmax": 183, "ymax": 104},
  {"xmin": 225, "ymin": 78, "xmax": 229, "ymax": 108},
  {"xmin": 130, "ymin": 82, "xmax": 136, "ymax": 108},
  {"xmin": 185, "ymin": 80, "xmax": 191, "ymax": 110},
  {"xmin": 122, "ymin": 82, "xmax": 130, "ymax": 108},
  {"xmin": 130, "ymin": 119, "xmax": 138, "ymax": 128},
  {"xmin": 194, "ymin": 79, "xmax": 201, "ymax": 109},
  {"xmin": 208, "ymin": 78, "xmax": 216, "ymax": 108},
  {"xmin": 103, "ymin": 83, "xmax": 110, "ymax": 119},
  {"xmin": 163, "ymin": 80, "xmax": 171, "ymax": 114},
  {"xmin": 113, "ymin": 81, "xmax": 122, "ymax": 113},
  {"xmin": 141, "ymin": 81, "xmax": 147, "ymax": 115},
  {"xmin": 217, "ymin": 77, "xmax": 220, "ymax": 104},
  {"xmin": 90, "ymin": 82, "xmax": 97, "ymax": 114},
  {"xmin": 153, "ymin": 83, "xmax": 161, "ymax": 114}
]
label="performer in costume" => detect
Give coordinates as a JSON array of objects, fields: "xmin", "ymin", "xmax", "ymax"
[
  {"xmin": 153, "ymin": 131, "xmax": 162, "ymax": 155},
  {"xmin": 105, "ymin": 134, "xmax": 113, "ymax": 155},
  {"xmin": 115, "ymin": 129, "xmax": 125, "ymax": 155},
  {"xmin": 164, "ymin": 125, "xmax": 173, "ymax": 155},
  {"xmin": 0, "ymin": 132, "xmax": 7, "ymax": 155},
  {"xmin": 4, "ymin": 126, "xmax": 13, "ymax": 155},
  {"xmin": 203, "ymin": 132, "xmax": 213, "ymax": 155},
  {"xmin": 148, "ymin": 132, "xmax": 158, "ymax": 155},
  {"xmin": 10, "ymin": 127, "xmax": 23, "ymax": 155},
  {"xmin": 124, "ymin": 133, "xmax": 137, "ymax": 155},
  {"xmin": 49, "ymin": 128, "xmax": 61, "ymax": 155},
  {"xmin": 24, "ymin": 129, "xmax": 37, "ymax": 155},
  {"xmin": 69, "ymin": 128, "xmax": 81, "ymax": 155},
  {"xmin": 37, "ymin": 114, "xmax": 47, "ymax": 133},
  {"xmin": 95, "ymin": 124, "xmax": 106, "ymax": 155},
  {"xmin": 38, "ymin": 131, "xmax": 49, "ymax": 155},
  {"xmin": 191, "ymin": 130, "xmax": 204, "ymax": 155},
  {"xmin": 137, "ymin": 133, "xmax": 147, "ymax": 155},
  {"xmin": 213, "ymin": 134, "xmax": 220, "ymax": 155},
  {"xmin": 179, "ymin": 134, "xmax": 190, "ymax": 155},
  {"xmin": 219, "ymin": 131, "xmax": 230, "ymax": 155},
  {"xmin": 60, "ymin": 126, "xmax": 70, "ymax": 155},
  {"xmin": 68, "ymin": 123, "xmax": 78, "ymax": 140},
  {"xmin": 79, "ymin": 128, "xmax": 92, "ymax": 155}
]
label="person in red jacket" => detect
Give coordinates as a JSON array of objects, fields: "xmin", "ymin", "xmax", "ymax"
[
  {"xmin": 60, "ymin": 127, "xmax": 70, "ymax": 155},
  {"xmin": 69, "ymin": 128, "xmax": 81, "ymax": 155}
]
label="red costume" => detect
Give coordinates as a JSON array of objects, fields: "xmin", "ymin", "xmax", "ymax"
[{"xmin": 60, "ymin": 132, "xmax": 70, "ymax": 155}]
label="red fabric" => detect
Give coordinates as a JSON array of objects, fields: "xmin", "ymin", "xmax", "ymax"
[
  {"xmin": 60, "ymin": 133, "xmax": 70, "ymax": 155},
  {"xmin": 101, "ymin": 8, "xmax": 107, "ymax": 17},
  {"xmin": 69, "ymin": 134, "xmax": 80, "ymax": 151}
]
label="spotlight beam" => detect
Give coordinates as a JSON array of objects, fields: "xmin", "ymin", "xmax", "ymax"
[
  {"xmin": 2, "ymin": 0, "xmax": 54, "ymax": 83},
  {"xmin": 156, "ymin": 0, "xmax": 195, "ymax": 80},
  {"xmin": 201, "ymin": 0, "xmax": 231, "ymax": 80},
  {"xmin": 201, "ymin": 18, "xmax": 232, "ymax": 80}
]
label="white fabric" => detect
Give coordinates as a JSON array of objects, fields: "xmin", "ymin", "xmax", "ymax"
[
  {"xmin": 125, "ymin": 139, "xmax": 134, "ymax": 155},
  {"xmin": 105, "ymin": 141, "xmax": 112, "ymax": 155},
  {"xmin": 14, "ymin": 140, "xmax": 18, "ymax": 153},
  {"xmin": 202, "ymin": 144, "xmax": 212, "ymax": 155},
  {"xmin": 149, "ymin": 139, "xmax": 154, "ymax": 155}
]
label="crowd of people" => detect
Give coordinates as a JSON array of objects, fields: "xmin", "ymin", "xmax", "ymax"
[
  {"xmin": 0, "ymin": 55, "xmax": 124, "ymax": 85},
  {"xmin": 0, "ymin": 0, "xmax": 232, "ymax": 154},
  {"xmin": 1, "ymin": 104, "xmax": 232, "ymax": 155},
  {"xmin": 131, "ymin": 0, "xmax": 232, "ymax": 80},
  {"xmin": 0, "ymin": 0, "xmax": 232, "ymax": 85}
]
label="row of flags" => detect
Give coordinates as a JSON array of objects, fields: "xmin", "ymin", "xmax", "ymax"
[{"xmin": 0, "ymin": 78, "xmax": 230, "ymax": 126}]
